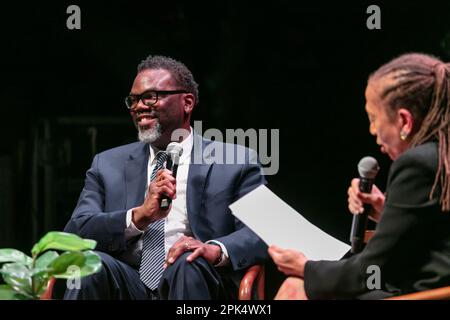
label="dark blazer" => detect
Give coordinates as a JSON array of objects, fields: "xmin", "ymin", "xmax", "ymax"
[
  {"xmin": 305, "ymin": 141, "xmax": 450, "ymax": 299},
  {"xmin": 64, "ymin": 133, "xmax": 268, "ymax": 286}
]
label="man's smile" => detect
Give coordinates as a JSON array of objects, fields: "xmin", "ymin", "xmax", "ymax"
[{"xmin": 136, "ymin": 111, "xmax": 158, "ymax": 126}]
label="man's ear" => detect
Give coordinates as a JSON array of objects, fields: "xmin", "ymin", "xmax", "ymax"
[
  {"xmin": 183, "ymin": 93, "xmax": 195, "ymax": 114},
  {"xmin": 397, "ymin": 108, "xmax": 414, "ymax": 136}
]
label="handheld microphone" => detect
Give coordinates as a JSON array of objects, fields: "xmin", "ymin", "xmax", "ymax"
[
  {"xmin": 160, "ymin": 142, "xmax": 183, "ymax": 210},
  {"xmin": 350, "ymin": 156, "xmax": 379, "ymax": 254}
]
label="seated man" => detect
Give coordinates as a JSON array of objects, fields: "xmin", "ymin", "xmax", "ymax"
[{"xmin": 63, "ymin": 55, "xmax": 267, "ymax": 300}]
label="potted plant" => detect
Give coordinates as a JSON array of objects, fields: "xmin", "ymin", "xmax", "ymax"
[{"xmin": 0, "ymin": 231, "xmax": 102, "ymax": 300}]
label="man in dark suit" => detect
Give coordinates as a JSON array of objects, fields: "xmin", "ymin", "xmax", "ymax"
[{"xmin": 63, "ymin": 55, "xmax": 267, "ymax": 299}]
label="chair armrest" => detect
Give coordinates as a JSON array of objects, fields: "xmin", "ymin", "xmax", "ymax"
[
  {"xmin": 238, "ymin": 265, "xmax": 265, "ymax": 300},
  {"xmin": 364, "ymin": 230, "xmax": 375, "ymax": 243},
  {"xmin": 40, "ymin": 277, "xmax": 56, "ymax": 300},
  {"xmin": 385, "ymin": 286, "xmax": 450, "ymax": 300}
]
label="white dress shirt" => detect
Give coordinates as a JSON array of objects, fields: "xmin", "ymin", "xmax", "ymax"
[{"xmin": 124, "ymin": 128, "xmax": 229, "ymax": 266}]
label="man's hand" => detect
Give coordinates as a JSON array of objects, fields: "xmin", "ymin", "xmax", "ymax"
[
  {"xmin": 132, "ymin": 169, "xmax": 176, "ymax": 230},
  {"xmin": 165, "ymin": 236, "xmax": 222, "ymax": 268}
]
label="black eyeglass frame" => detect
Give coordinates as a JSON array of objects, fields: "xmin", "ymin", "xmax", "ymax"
[{"xmin": 125, "ymin": 89, "xmax": 189, "ymax": 110}]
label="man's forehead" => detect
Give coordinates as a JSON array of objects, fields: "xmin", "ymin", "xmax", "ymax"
[{"xmin": 131, "ymin": 69, "xmax": 175, "ymax": 92}]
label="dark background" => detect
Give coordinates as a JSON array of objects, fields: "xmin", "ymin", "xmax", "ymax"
[{"xmin": 0, "ymin": 1, "xmax": 449, "ymax": 256}]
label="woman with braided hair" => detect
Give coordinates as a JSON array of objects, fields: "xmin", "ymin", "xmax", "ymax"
[{"xmin": 269, "ymin": 53, "xmax": 450, "ymax": 299}]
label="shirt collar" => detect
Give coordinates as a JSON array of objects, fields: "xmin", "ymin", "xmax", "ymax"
[{"xmin": 148, "ymin": 127, "xmax": 193, "ymax": 165}]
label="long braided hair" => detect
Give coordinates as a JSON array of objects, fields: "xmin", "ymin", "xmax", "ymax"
[{"xmin": 369, "ymin": 53, "xmax": 450, "ymax": 211}]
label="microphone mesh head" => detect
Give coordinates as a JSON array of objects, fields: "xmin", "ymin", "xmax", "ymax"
[
  {"xmin": 358, "ymin": 156, "xmax": 379, "ymax": 179},
  {"xmin": 166, "ymin": 142, "xmax": 183, "ymax": 160}
]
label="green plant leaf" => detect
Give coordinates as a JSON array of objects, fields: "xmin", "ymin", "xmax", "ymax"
[
  {"xmin": 82, "ymin": 250, "xmax": 102, "ymax": 274},
  {"xmin": 0, "ymin": 284, "xmax": 26, "ymax": 300},
  {"xmin": 0, "ymin": 263, "xmax": 33, "ymax": 298},
  {"xmin": 31, "ymin": 250, "xmax": 59, "ymax": 278},
  {"xmin": 48, "ymin": 251, "xmax": 86, "ymax": 275},
  {"xmin": 53, "ymin": 250, "xmax": 102, "ymax": 279},
  {"xmin": 0, "ymin": 249, "xmax": 32, "ymax": 266},
  {"xmin": 31, "ymin": 232, "xmax": 97, "ymax": 257},
  {"xmin": 28, "ymin": 251, "xmax": 59, "ymax": 296},
  {"xmin": 35, "ymin": 251, "xmax": 59, "ymax": 270}
]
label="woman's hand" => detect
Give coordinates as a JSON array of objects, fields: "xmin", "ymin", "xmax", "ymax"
[
  {"xmin": 268, "ymin": 245, "xmax": 308, "ymax": 278},
  {"xmin": 347, "ymin": 178, "xmax": 385, "ymax": 223}
]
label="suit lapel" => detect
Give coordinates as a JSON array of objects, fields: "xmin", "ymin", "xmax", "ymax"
[
  {"xmin": 186, "ymin": 134, "xmax": 213, "ymax": 239},
  {"xmin": 125, "ymin": 143, "xmax": 149, "ymax": 209}
]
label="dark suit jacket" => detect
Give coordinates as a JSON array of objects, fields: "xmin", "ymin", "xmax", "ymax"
[
  {"xmin": 64, "ymin": 133, "xmax": 268, "ymax": 287},
  {"xmin": 305, "ymin": 141, "xmax": 450, "ymax": 299}
]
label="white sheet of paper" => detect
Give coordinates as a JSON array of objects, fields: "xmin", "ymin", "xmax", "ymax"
[{"xmin": 229, "ymin": 185, "xmax": 351, "ymax": 261}]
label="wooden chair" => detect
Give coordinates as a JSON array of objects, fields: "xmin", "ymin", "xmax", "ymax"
[
  {"xmin": 239, "ymin": 264, "xmax": 266, "ymax": 300},
  {"xmin": 40, "ymin": 277, "xmax": 56, "ymax": 300},
  {"xmin": 386, "ymin": 286, "xmax": 450, "ymax": 300}
]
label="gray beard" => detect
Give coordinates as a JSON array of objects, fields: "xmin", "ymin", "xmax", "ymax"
[{"xmin": 138, "ymin": 121, "xmax": 162, "ymax": 144}]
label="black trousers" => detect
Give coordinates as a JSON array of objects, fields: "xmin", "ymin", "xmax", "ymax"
[{"xmin": 64, "ymin": 251, "xmax": 227, "ymax": 300}]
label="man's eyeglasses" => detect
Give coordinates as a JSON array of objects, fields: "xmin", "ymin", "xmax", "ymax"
[{"xmin": 125, "ymin": 90, "xmax": 188, "ymax": 110}]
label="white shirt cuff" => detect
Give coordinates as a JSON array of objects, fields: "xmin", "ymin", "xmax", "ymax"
[
  {"xmin": 206, "ymin": 240, "xmax": 230, "ymax": 267},
  {"xmin": 125, "ymin": 208, "xmax": 144, "ymax": 241}
]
